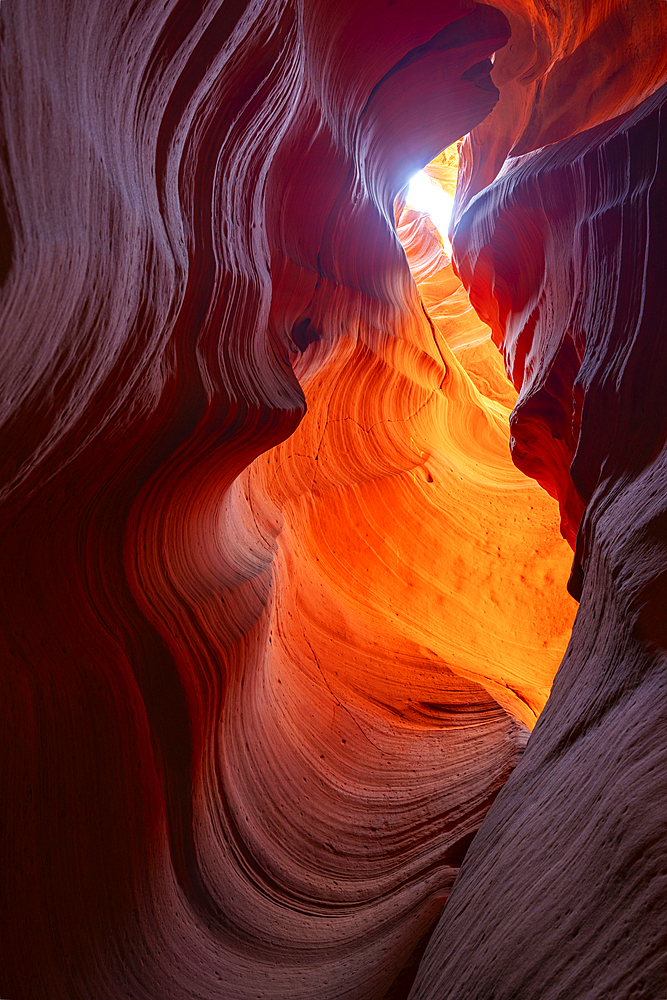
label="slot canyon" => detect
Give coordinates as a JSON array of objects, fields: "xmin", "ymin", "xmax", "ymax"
[{"xmin": 1, "ymin": 0, "xmax": 667, "ymax": 997}]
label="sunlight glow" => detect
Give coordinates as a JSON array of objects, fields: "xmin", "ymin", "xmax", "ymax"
[{"xmin": 405, "ymin": 170, "xmax": 455, "ymax": 257}]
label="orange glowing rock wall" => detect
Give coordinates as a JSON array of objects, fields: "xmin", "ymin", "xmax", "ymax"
[{"xmin": 1, "ymin": 1, "xmax": 666, "ymax": 999}]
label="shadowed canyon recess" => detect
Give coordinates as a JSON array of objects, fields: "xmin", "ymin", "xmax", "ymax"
[{"xmin": 1, "ymin": 1, "xmax": 667, "ymax": 998}]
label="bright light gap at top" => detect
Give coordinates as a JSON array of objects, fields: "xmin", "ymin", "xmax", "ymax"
[{"xmin": 405, "ymin": 170, "xmax": 455, "ymax": 257}]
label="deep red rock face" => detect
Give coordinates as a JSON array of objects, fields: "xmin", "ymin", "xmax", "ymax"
[
  {"xmin": 2, "ymin": 0, "xmax": 667, "ymax": 998},
  {"xmin": 408, "ymin": 60, "xmax": 667, "ymax": 1000},
  {"xmin": 452, "ymin": 79, "xmax": 667, "ymax": 580}
]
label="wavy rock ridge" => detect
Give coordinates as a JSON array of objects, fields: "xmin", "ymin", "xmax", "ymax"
[
  {"xmin": 409, "ymin": 17, "xmax": 667, "ymax": 1000},
  {"xmin": 1, "ymin": 0, "xmax": 666, "ymax": 998}
]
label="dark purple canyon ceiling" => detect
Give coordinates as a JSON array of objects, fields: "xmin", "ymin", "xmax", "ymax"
[{"xmin": 1, "ymin": 2, "xmax": 666, "ymax": 998}]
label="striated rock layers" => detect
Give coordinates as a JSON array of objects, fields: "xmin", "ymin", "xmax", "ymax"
[
  {"xmin": 410, "ymin": 36, "xmax": 667, "ymax": 1000},
  {"xmin": 0, "ymin": 0, "xmax": 666, "ymax": 998}
]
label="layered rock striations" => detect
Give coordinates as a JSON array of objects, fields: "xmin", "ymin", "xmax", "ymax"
[
  {"xmin": 0, "ymin": 2, "xmax": 574, "ymax": 998},
  {"xmin": 1, "ymin": 0, "xmax": 665, "ymax": 998},
  {"xmin": 410, "ymin": 51, "xmax": 667, "ymax": 1000}
]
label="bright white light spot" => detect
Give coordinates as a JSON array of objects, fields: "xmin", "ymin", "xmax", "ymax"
[{"xmin": 405, "ymin": 170, "xmax": 455, "ymax": 257}]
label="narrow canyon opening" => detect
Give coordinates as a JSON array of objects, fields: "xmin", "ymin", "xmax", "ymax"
[
  {"xmin": 390, "ymin": 142, "xmax": 578, "ymax": 730},
  {"xmin": 396, "ymin": 142, "xmax": 519, "ymax": 411}
]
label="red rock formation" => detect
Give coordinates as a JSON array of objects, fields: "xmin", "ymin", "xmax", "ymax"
[
  {"xmin": 1, "ymin": 0, "xmax": 665, "ymax": 998},
  {"xmin": 408, "ymin": 26, "xmax": 667, "ymax": 1000},
  {"xmin": 0, "ymin": 3, "xmax": 551, "ymax": 998}
]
